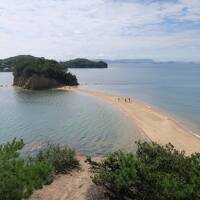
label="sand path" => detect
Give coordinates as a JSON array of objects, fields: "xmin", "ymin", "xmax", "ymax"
[
  {"xmin": 29, "ymin": 156, "xmax": 92, "ymax": 200},
  {"xmin": 29, "ymin": 156, "xmax": 105, "ymax": 200},
  {"xmin": 59, "ymin": 86, "xmax": 200, "ymax": 155}
]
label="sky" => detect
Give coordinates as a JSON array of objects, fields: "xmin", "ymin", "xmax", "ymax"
[{"xmin": 0, "ymin": 0, "xmax": 200, "ymax": 61}]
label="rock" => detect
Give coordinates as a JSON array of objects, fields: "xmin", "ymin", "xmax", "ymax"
[{"xmin": 14, "ymin": 74, "xmax": 63, "ymax": 90}]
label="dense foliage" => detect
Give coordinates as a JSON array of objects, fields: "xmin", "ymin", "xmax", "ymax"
[
  {"xmin": 13, "ymin": 56, "xmax": 78, "ymax": 86},
  {"xmin": 0, "ymin": 139, "xmax": 53, "ymax": 200},
  {"xmin": 0, "ymin": 55, "xmax": 107, "ymax": 72},
  {"xmin": 0, "ymin": 139, "xmax": 79, "ymax": 200},
  {"xmin": 62, "ymin": 58, "xmax": 108, "ymax": 68},
  {"xmin": 36, "ymin": 144, "xmax": 79, "ymax": 173},
  {"xmin": 0, "ymin": 55, "xmax": 35, "ymax": 72},
  {"xmin": 92, "ymin": 141, "xmax": 200, "ymax": 200}
]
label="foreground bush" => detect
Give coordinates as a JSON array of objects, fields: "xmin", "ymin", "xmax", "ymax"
[
  {"xmin": 0, "ymin": 139, "xmax": 53, "ymax": 200},
  {"xmin": 0, "ymin": 139, "xmax": 79, "ymax": 200},
  {"xmin": 36, "ymin": 144, "xmax": 79, "ymax": 173},
  {"xmin": 92, "ymin": 142, "xmax": 200, "ymax": 200}
]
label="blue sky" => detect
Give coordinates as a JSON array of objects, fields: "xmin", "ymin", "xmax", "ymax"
[{"xmin": 0, "ymin": 0, "xmax": 200, "ymax": 61}]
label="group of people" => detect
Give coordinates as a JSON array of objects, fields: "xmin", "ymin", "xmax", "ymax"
[{"xmin": 117, "ymin": 97, "xmax": 131, "ymax": 103}]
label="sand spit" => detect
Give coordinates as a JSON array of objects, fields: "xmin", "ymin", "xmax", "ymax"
[
  {"xmin": 59, "ymin": 86, "xmax": 200, "ymax": 155},
  {"xmin": 29, "ymin": 86, "xmax": 200, "ymax": 200}
]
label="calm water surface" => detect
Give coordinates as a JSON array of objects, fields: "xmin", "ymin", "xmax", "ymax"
[
  {"xmin": 1, "ymin": 62, "xmax": 200, "ymax": 154},
  {"xmin": 0, "ymin": 72, "xmax": 141, "ymax": 155},
  {"xmin": 70, "ymin": 63, "xmax": 200, "ymax": 134}
]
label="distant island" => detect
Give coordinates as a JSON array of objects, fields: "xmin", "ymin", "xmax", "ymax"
[
  {"xmin": 105, "ymin": 59, "xmax": 156, "ymax": 64},
  {"xmin": 105, "ymin": 59, "xmax": 200, "ymax": 65},
  {"xmin": 13, "ymin": 56, "xmax": 78, "ymax": 90},
  {"xmin": 0, "ymin": 56, "xmax": 108, "ymax": 72},
  {"xmin": 0, "ymin": 55, "xmax": 38, "ymax": 72},
  {"xmin": 61, "ymin": 58, "xmax": 108, "ymax": 68},
  {"xmin": 1, "ymin": 56, "xmax": 199, "ymax": 72}
]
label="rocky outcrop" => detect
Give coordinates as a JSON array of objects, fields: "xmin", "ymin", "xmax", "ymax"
[
  {"xmin": 14, "ymin": 74, "xmax": 63, "ymax": 90},
  {"xmin": 12, "ymin": 56, "xmax": 78, "ymax": 89}
]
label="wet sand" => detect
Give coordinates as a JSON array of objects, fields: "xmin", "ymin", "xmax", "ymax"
[{"xmin": 59, "ymin": 86, "xmax": 200, "ymax": 155}]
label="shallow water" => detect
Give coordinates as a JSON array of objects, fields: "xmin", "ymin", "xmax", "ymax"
[
  {"xmin": 1, "ymin": 62, "xmax": 200, "ymax": 154},
  {"xmin": 0, "ymin": 72, "xmax": 141, "ymax": 155},
  {"xmin": 70, "ymin": 62, "xmax": 200, "ymax": 134}
]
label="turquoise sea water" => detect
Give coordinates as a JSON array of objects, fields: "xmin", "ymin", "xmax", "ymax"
[{"xmin": 1, "ymin": 62, "xmax": 200, "ymax": 154}]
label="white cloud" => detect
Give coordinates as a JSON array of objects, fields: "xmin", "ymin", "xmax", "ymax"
[{"xmin": 0, "ymin": 0, "xmax": 199, "ymax": 61}]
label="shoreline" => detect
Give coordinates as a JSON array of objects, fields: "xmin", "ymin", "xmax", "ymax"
[{"xmin": 58, "ymin": 86, "xmax": 200, "ymax": 155}]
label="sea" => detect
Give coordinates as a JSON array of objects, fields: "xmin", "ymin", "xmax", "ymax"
[{"xmin": 1, "ymin": 62, "xmax": 200, "ymax": 155}]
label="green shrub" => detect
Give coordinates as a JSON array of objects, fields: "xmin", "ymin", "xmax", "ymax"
[
  {"xmin": 0, "ymin": 139, "xmax": 53, "ymax": 200},
  {"xmin": 92, "ymin": 142, "xmax": 200, "ymax": 200},
  {"xmin": 93, "ymin": 151, "xmax": 137, "ymax": 199},
  {"xmin": 36, "ymin": 144, "xmax": 79, "ymax": 173},
  {"xmin": 0, "ymin": 139, "xmax": 79, "ymax": 200},
  {"xmin": 136, "ymin": 142, "xmax": 200, "ymax": 200}
]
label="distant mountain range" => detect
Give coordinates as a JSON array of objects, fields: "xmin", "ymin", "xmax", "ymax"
[
  {"xmin": 0, "ymin": 55, "xmax": 199, "ymax": 72},
  {"xmin": 104, "ymin": 59, "xmax": 199, "ymax": 65},
  {"xmin": 104, "ymin": 59, "xmax": 156, "ymax": 64}
]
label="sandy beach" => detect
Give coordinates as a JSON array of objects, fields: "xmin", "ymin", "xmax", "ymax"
[
  {"xmin": 58, "ymin": 86, "xmax": 200, "ymax": 155},
  {"xmin": 30, "ymin": 155, "xmax": 105, "ymax": 200},
  {"xmin": 29, "ymin": 86, "xmax": 200, "ymax": 200}
]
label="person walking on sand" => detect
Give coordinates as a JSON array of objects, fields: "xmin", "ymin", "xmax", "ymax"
[
  {"xmin": 125, "ymin": 98, "xmax": 127, "ymax": 102},
  {"xmin": 128, "ymin": 98, "xmax": 131, "ymax": 103}
]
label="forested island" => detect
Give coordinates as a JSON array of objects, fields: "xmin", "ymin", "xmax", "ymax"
[
  {"xmin": 61, "ymin": 58, "xmax": 108, "ymax": 68},
  {"xmin": 13, "ymin": 56, "xmax": 78, "ymax": 90},
  {"xmin": 0, "ymin": 55, "xmax": 108, "ymax": 72}
]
